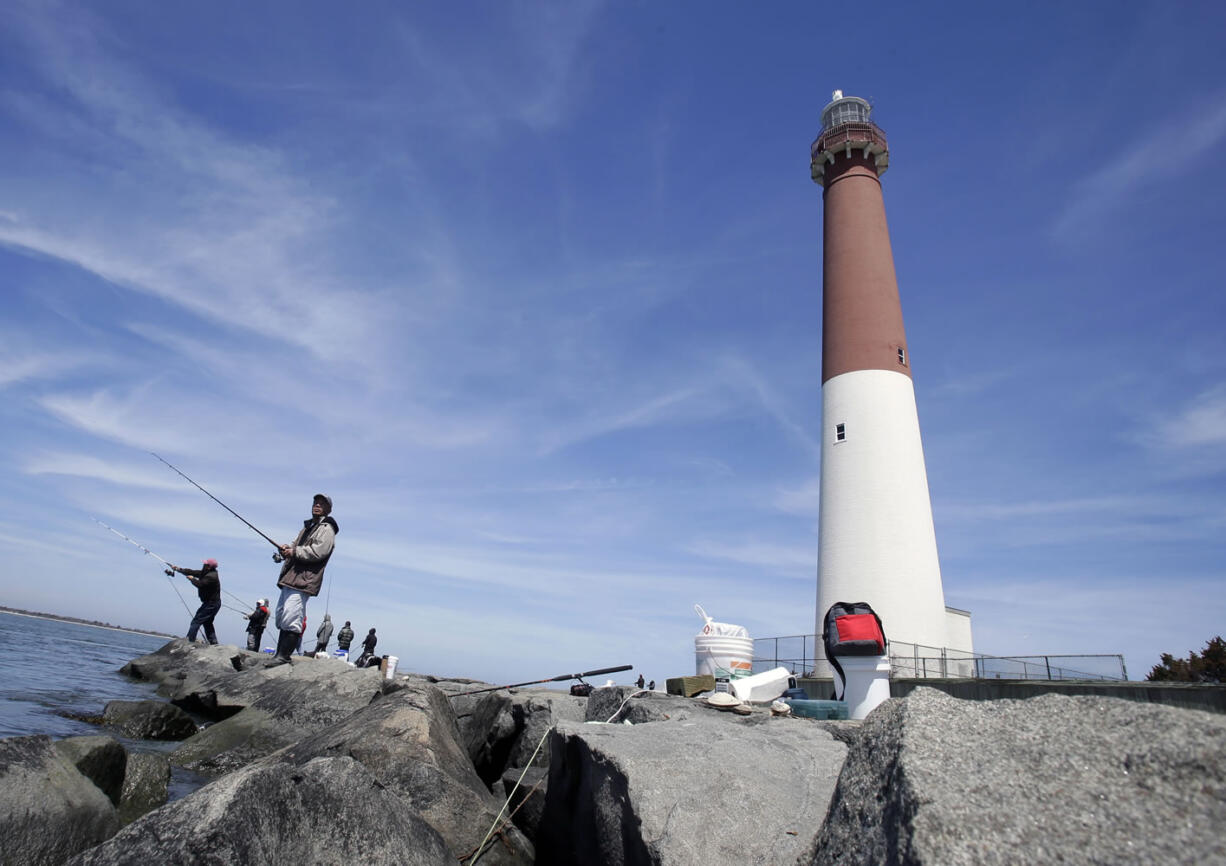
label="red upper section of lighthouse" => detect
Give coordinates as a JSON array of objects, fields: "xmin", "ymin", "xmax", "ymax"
[{"xmin": 813, "ymin": 93, "xmax": 909, "ymax": 384}]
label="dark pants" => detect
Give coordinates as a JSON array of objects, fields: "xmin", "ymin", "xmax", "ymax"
[
  {"xmin": 246, "ymin": 629, "xmax": 264, "ymax": 651},
  {"xmin": 188, "ymin": 601, "xmax": 221, "ymax": 644}
]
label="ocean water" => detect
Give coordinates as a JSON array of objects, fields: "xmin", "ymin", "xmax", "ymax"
[
  {"xmin": 0, "ymin": 610, "xmax": 214, "ymax": 798},
  {"xmin": 0, "ymin": 610, "xmax": 171, "ymax": 740}
]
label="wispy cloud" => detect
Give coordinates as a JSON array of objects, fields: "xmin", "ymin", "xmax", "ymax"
[
  {"xmin": 0, "ymin": 346, "xmax": 92, "ymax": 388},
  {"xmin": 24, "ymin": 452, "xmax": 186, "ymax": 491},
  {"xmin": 1051, "ymin": 91, "xmax": 1226, "ymax": 240}
]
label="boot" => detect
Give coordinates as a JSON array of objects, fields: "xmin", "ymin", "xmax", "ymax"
[{"xmin": 264, "ymin": 629, "xmax": 298, "ymax": 667}]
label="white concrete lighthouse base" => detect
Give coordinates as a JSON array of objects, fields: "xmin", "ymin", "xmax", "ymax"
[{"xmin": 816, "ymin": 368, "xmax": 950, "ymax": 669}]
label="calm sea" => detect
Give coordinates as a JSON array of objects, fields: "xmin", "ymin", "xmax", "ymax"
[{"xmin": 0, "ymin": 610, "xmax": 171, "ymax": 739}]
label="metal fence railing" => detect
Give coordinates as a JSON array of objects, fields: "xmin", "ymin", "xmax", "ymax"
[{"xmin": 753, "ymin": 635, "xmax": 1128, "ymax": 682}]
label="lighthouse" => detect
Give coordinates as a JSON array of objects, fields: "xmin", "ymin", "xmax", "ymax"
[{"xmin": 811, "ymin": 91, "xmax": 970, "ymax": 672}]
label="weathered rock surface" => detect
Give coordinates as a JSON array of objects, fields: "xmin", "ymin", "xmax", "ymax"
[
  {"xmin": 0, "ymin": 735, "xmax": 119, "ymax": 865},
  {"xmin": 170, "ymin": 706, "xmax": 294, "ymax": 775},
  {"xmin": 276, "ymin": 685, "xmax": 534, "ymax": 865},
  {"xmin": 123, "ymin": 640, "xmax": 387, "ymax": 727},
  {"xmin": 442, "ymin": 681, "xmax": 587, "ymax": 783},
  {"xmin": 102, "ymin": 700, "xmax": 197, "ymax": 741},
  {"xmin": 584, "ymin": 685, "xmax": 695, "ymax": 725},
  {"xmin": 124, "ymin": 639, "xmax": 392, "ymax": 774},
  {"xmin": 806, "ymin": 687, "xmax": 1226, "ymax": 866},
  {"xmin": 536, "ymin": 709, "xmax": 847, "ymax": 865},
  {"xmin": 116, "ymin": 752, "xmax": 170, "ymax": 826},
  {"xmin": 66, "ymin": 756, "xmax": 452, "ymax": 866},
  {"xmin": 501, "ymin": 765, "xmax": 548, "ymax": 842},
  {"xmin": 55, "ymin": 735, "xmax": 127, "ymax": 805}
]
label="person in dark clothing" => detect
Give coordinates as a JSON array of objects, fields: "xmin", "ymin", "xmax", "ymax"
[
  {"xmin": 336, "ymin": 621, "xmax": 354, "ymax": 652},
  {"xmin": 355, "ymin": 628, "xmax": 377, "ymax": 666},
  {"xmin": 244, "ymin": 598, "xmax": 270, "ymax": 651},
  {"xmin": 170, "ymin": 559, "xmax": 221, "ymax": 645},
  {"xmin": 636, "ymin": 674, "xmax": 645, "ymax": 689}
]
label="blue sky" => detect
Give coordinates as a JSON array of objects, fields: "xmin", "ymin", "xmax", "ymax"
[{"xmin": 2, "ymin": 1, "xmax": 1224, "ymax": 685}]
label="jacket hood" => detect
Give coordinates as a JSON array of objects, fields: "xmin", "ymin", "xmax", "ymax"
[{"xmin": 303, "ymin": 515, "xmax": 339, "ymax": 534}]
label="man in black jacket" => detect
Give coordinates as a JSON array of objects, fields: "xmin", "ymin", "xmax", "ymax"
[{"xmin": 170, "ymin": 558, "xmax": 222, "ymax": 645}]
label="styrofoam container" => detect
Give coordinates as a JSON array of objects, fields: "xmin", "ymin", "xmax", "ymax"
[
  {"xmin": 383, "ymin": 655, "xmax": 399, "ymax": 680},
  {"xmin": 730, "ymin": 666, "xmax": 792, "ymax": 703}
]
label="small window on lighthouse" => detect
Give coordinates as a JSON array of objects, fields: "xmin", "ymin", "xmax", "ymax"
[
  {"xmin": 897, "ymin": 347, "xmax": 907, "ymax": 366},
  {"xmin": 835, "ymin": 423, "xmax": 846, "ymax": 442}
]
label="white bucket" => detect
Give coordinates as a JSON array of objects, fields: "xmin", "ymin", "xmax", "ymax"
[
  {"xmin": 836, "ymin": 655, "xmax": 891, "ymax": 720},
  {"xmin": 695, "ymin": 634, "xmax": 754, "ymax": 679},
  {"xmin": 383, "ymin": 655, "xmax": 399, "ymax": 680}
]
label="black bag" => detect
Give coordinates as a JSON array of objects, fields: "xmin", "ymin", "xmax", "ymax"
[{"xmin": 822, "ymin": 601, "xmax": 887, "ymax": 700}]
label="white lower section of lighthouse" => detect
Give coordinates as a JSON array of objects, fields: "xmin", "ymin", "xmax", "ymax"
[{"xmin": 815, "ymin": 369, "xmax": 959, "ymax": 670}]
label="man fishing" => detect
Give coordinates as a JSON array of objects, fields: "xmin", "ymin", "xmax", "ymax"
[
  {"xmin": 312, "ymin": 613, "xmax": 334, "ymax": 657},
  {"xmin": 168, "ymin": 559, "xmax": 222, "ymax": 645},
  {"xmin": 266, "ymin": 494, "xmax": 338, "ymax": 667},
  {"xmin": 243, "ymin": 598, "xmax": 270, "ymax": 651}
]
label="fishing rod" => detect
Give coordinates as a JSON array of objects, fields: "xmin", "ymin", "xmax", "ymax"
[
  {"xmin": 150, "ymin": 452, "xmax": 284, "ymax": 558},
  {"xmin": 93, "ymin": 517, "xmax": 255, "ymax": 613},
  {"xmin": 450, "ymin": 664, "xmax": 634, "ymax": 698},
  {"xmin": 92, "ymin": 517, "xmax": 193, "ymax": 617}
]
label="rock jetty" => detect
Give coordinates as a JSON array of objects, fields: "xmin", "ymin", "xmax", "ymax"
[{"xmin": 0, "ymin": 637, "xmax": 1222, "ymax": 865}]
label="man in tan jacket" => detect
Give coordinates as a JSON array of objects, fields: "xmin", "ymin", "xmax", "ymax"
[{"xmin": 265, "ymin": 493, "xmax": 338, "ymax": 666}]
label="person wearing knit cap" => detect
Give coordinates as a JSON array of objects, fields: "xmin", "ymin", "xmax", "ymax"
[
  {"xmin": 169, "ymin": 558, "xmax": 222, "ymax": 645},
  {"xmin": 266, "ymin": 493, "xmax": 339, "ymax": 666}
]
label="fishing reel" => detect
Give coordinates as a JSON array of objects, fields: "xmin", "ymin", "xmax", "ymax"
[
  {"xmin": 163, "ymin": 568, "xmax": 175, "ymax": 577},
  {"xmin": 272, "ymin": 553, "xmax": 284, "ymax": 563}
]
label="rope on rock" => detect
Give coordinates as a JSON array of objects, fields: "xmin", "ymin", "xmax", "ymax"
[
  {"xmin": 461, "ymin": 687, "xmax": 652, "ymax": 863},
  {"xmin": 463, "ymin": 723, "xmax": 553, "ymax": 864}
]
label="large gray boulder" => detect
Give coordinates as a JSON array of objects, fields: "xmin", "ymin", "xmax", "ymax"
[
  {"xmin": 66, "ymin": 756, "xmax": 451, "ymax": 865},
  {"xmin": 123, "ymin": 639, "xmax": 387, "ymax": 725},
  {"xmin": 102, "ymin": 700, "xmax": 197, "ymax": 741},
  {"xmin": 807, "ymin": 687, "xmax": 1226, "ymax": 865},
  {"xmin": 536, "ymin": 709, "xmax": 848, "ymax": 865},
  {"xmin": 276, "ymin": 684, "xmax": 534, "ymax": 865},
  {"xmin": 0, "ymin": 735, "xmax": 119, "ymax": 865},
  {"xmin": 501, "ymin": 765, "xmax": 548, "ymax": 842},
  {"xmin": 122, "ymin": 639, "xmax": 393, "ymax": 774},
  {"xmin": 55, "ymin": 736, "xmax": 127, "ymax": 805},
  {"xmin": 170, "ymin": 706, "xmax": 296, "ymax": 776},
  {"xmin": 441, "ymin": 682, "xmax": 588, "ymax": 783},
  {"xmin": 116, "ymin": 752, "xmax": 170, "ymax": 826},
  {"xmin": 584, "ymin": 686, "xmax": 695, "ymax": 725}
]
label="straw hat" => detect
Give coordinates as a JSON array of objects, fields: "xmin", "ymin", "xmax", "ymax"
[{"xmin": 705, "ymin": 692, "xmax": 743, "ymax": 709}]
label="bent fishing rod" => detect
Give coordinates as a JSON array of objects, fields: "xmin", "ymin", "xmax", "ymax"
[
  {"xmin": 93, "ymin": 517, "xmax": 254, "ymax": 613},
  {"xmin": 93, "ymin": 517, "xmax": 193, "ymax": 617},
  {"xmin": 450, "ymin": 664, "xmax": 634, "ymax": 697},
  {"xmin": 150, "ymin": 452, "xmax": 285, "ymax": 560}
]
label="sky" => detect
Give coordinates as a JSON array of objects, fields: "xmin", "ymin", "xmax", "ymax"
[{"xmin": 1, "ymin": 1, "xmax": 1224, "ymax": 686}]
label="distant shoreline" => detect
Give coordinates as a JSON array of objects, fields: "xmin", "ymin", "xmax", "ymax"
[{"xmin": 0, "ymin": 607, "xmax": 175, "ymax": 640}]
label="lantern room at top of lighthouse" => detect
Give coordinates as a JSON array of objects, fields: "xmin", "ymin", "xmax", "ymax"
[{"xmin": 811, "ymin": 90, "xmax": 889, "ymax": 185}]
